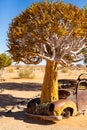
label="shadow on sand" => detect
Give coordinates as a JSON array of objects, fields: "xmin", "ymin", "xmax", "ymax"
[
  {"xmin": 0, "ymin": 82, "xmax": 42, "ymax": 91},
  {"xmin": 0, "ymin": 94, "xmax": 55, "ymax": 125}
]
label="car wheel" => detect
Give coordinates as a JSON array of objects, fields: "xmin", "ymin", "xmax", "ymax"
[{"xmin": 61, "ymin": 108, "xmax": 71, "ymax": 118}]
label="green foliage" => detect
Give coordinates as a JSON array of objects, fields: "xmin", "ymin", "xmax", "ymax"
[
  {"xmin": 81, "ymin": 48, "xmax": 87, "ymax": 54},
  {"xmin": 84, "ymin": 57, "xmax": 87, "ymax": 65},
  {"xmin": 83, "ymin": 4, "xmax": 87, "ymax": 13},
  {"xmin": 80, "ymin": 48, "xmax": 87, "ymax": 65},
  {"xmin": 18, "ymin": 67, "xmax": 35, "ymax": 79},
  {"xmin": 0, "ymin": 53, "xmax": 12, "ymax": 69}
]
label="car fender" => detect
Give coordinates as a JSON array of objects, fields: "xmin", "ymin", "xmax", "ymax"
[{"xmin": 51, "ymin": 99, "xmax": 77, "ymax": 116}]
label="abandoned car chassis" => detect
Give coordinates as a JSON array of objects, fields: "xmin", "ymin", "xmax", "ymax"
[{"xmin": 27, "ymin": 73, "xmax": 87, "ymax": 121}]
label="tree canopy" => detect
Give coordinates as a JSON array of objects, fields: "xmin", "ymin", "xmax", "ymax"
[{"xmin": 8, "ymin": 1, "xmax": 87, "ymax": 66}]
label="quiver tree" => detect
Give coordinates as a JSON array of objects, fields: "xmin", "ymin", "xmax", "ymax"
[{"xmin": 8, "ymin": 1, "xmax": 87, "ymax": 103}]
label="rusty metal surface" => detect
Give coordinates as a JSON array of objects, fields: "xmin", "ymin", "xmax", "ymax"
[
  {"xmin": 53, "ymin": 99, "xmax": 75, "ymax": 108},
  {"xmin": 67, "ymin": 90, "xmax": 87, "ymax": 111},
  {"xmin": 77, "ymin": 90, "xmax": 87, "ymax": 110},
  {"xmin": 58, "ymin": 79, "xmax": 77, "ymax": 89},
  {"xmin": 59, "ymin": 89, "xmax": 70, "ymax": 99},
  {"xmin": 52, "ymin": 99, "xmax": 77, "ymax": 116},
  {"xmin": 27, "ymin": 98, "xmax": 40, "ymax": 113}
]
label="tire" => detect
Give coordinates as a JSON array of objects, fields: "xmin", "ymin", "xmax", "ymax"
[
  {"xmin": 61, "ymin": 108, "xmax": 71, "ymax": 118},
  {"xmin": 27, "ymin": 98, "xmax": 40, "ymax": 113}
]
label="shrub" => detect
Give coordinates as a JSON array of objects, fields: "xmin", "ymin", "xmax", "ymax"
[
  {"xmin": 18, "ymin": 67, "xmax": 35, "ymax": 79},
  {"xmin": 7, "ymin": 68, "xmax": 14, "ymax": 73},
  {"xmin": 61, "ymin": 67, "xmax": 69, "ymax": 73},
  {"xmin": 0, "ymin": 53, "xmax": 12, "ymax": 69}
]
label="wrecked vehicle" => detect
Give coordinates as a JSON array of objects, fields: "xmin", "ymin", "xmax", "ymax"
[{"xmin": 26, "ymin": 73, "xmax": 87, "ymax": 121}]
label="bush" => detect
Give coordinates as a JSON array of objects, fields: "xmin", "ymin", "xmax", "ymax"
[
  {"xmin": 0, "ymin": 53, "xmax": 12, "ymax": 69},
  {"xmin": 61, "ymin": 67, "xmax": 69, "ymax": 73},
  {"xmin": 18, "ymin": 67, "xmax": 35, "ymax": 79},
  {"xmin": 7, "ymin": 68, "xmax": 14, "ymax": 73}
]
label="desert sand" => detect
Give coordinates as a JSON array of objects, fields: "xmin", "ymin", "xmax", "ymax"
[{"xmin": 0, "ymin": 66, "xmax": 87, "ymax": 130}]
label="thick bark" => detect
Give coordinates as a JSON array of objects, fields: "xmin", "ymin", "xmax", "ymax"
[{"xmin": 41, "ymin": 60, "xmax": 58, "ymax": 103}]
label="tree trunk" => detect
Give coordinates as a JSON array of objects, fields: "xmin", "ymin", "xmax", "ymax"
[{"xmin": 41, "ymin": 60, "xmax": 58, "ymax": 103}]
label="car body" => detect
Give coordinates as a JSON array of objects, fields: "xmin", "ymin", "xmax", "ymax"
[
  {"xmin": 27, "ymin": 73, "xmax": 87, "ymax": 120},
  {"xmin": 50, "ymin": 99, "xmax": 77, "ymax": 117}
]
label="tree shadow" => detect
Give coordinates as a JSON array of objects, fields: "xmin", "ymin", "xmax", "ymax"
[
  {"xmin": 0, "ymin": 82, "xmax": 42, "ymax": 91},
  {"xmin": 0, "ymin": 94, "xmax": 55, "ymax": 125},
  {"xmin": 0, "ymin": 94, "xmax": 26, "ymax": 109},
  {"xmin": 0, "ymin": 110, "xmax": 55, "ymax": 125}
]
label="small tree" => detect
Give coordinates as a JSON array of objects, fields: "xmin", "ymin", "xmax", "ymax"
[
  {"xmin": 84, "ymin": 55, "xmax": 87, "ymax": 65},
  {"xmin": 0, "ymin": 53, "xmax": 12, "ymax": 78},
  {"xmin": 82, "ymin": 5, "xmax": 87, "ymax": 65},
  {"xmin": 0, "ymin": 53, "xmax": 12, "ymax": 69},
  {"xmin": 83, "ymin": 4, "xmax": 87, "ymax": 13},
  {"xmin": 8, "ymin": 1, "xmax": 87, "ymax": 103},
  {"xmin": 81, "ymin": 48, "xmax": 87, "ymax": 65}
]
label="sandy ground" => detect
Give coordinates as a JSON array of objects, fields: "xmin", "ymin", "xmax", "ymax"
[{"xmin": 0, "ymin": 66, "xmax": 87, "ymax": 130}]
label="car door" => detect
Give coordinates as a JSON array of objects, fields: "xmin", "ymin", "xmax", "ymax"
[{"xmin": 77, "ymin": 89, "xmax": 87, "ymax": 111}]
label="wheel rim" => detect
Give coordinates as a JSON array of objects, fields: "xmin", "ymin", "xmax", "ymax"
[{"xmin": 61, "ymin": 108, "xmax": 71, "ymax": 118}]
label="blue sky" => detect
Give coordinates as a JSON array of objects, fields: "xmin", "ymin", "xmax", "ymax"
[{"xmin": 0, "ymin": 0, "xmax": 87, "ymax": 54}]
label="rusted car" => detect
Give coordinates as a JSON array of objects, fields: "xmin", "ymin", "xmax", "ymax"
[{"xmin": 27, "ymin": 73, "xmax": 87, "ymax": 121}]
